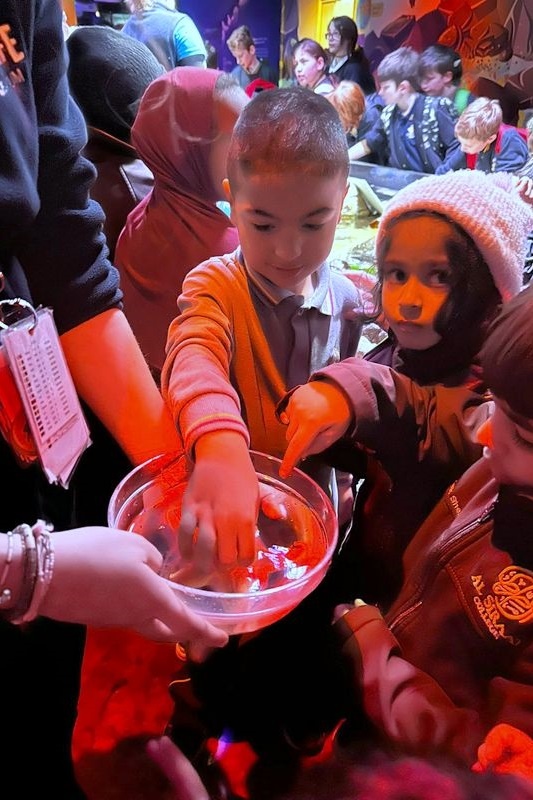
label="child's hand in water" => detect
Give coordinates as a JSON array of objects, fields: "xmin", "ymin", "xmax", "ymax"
[
  {"xmin": 178, "ymin": 431, "xmax": 259, "ymax": 573},
  {"xmin": 278, "ymin": 380, "xmax": 353, "ymax": 478},
  {"xmin": 176, "ymin": 432, "xmax": 288, "ymax": 577}
]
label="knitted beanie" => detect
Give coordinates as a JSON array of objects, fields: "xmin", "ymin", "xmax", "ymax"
[
  {"xmin": 376, "ymin": 170, "xmax": 533, "ymax": 302},
  {"xmin": 67, "ymin": 25, "xmax": 164, "ymax": 142}
]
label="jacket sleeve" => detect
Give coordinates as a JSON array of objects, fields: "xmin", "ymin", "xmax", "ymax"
[
  {"xmin": 335, "ymin": 605, "xmax": 533, "ymax": 765},
  {"xmin": 363, "ymin": 111, "xmax": 389, "ymax": 161},
  {"xmin": 313, "ymin": 358, "xmax": 490, "ymax": 483},
  {"xmin": 16, "ymin": 0, "xmax": 121, "ymax": 335},
  {"xmin": 495, "ymin": 130, "xmax": 530, "ymax": 173},
  {"xmin": 334, "ymin": 606, "xmax": 483, "ymax": 763},
  {"xmin": 434, "ymin": 98, "xmax": 465, "ymax": 174},
  {"xmin": 160, "ymin": 261, "xmax": 250, "ymax": 457}
]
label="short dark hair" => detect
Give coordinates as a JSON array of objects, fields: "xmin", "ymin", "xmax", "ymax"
[
  {"xmin": 419, "ymin": 44, "xmax": 463, "ymax": 85},
  {"xmin": 480, "ymin": 286, "xmax": 533, "ymax": 417},
  {"xmin": 227, "ymin": 86, "xmax": 349, "ymax": 182},
  {"xmin": 377, "ymin": 46, "xmax": 420, "ymax": 91}
]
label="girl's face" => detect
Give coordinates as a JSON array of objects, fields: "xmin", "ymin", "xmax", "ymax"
[
  {"xmin": 294, "ymin": 48, "xmax": 326, "ymax": 89},
  {"xmin": 381, "ymin": 215, "xmax": 455, "ymax": 350},
  {"xmin": 326, "ymin": 24, "xmax": 346, "ymax": 57}
]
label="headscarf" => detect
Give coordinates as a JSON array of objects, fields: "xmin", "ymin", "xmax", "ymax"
[{"xmin": 115, "ymin": 67, "xmax": 239, "ymax": 373}]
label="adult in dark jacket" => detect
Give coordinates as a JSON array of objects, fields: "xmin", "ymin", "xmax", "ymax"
[
  {"xmin": 67, "ymin": 24, "xmax": 163, "ymax": 259},
  {"xmin": 0, "ymin": 3, "xmax": 225, "ymax": 796},
  {"xmin": 325, "ymin": 15, "xmax": 375, "ymax": 95}
]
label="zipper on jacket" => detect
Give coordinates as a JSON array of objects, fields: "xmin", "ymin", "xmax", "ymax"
[{"xmin": 389, "ymin": 507, "xmax": 493, "ymax": 634}]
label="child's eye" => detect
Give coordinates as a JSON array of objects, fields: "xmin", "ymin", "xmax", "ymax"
[
  {"xmin": 384, "ymin": 267, "xmax": 406, "ymax": 283},
  {"xmin": 253, "ymin": 224, "xmax": 273, "ymax": 232},
  {"xmin": 429, "ymin": 269, "xmax": 452, "ymax": 287},
  {"xmin": 304, "ymin": 223, "xmax": 323, "ymax": 231}
]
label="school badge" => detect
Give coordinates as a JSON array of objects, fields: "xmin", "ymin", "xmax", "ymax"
[{"xmin": 470, "ymin": 565, "xmax": 533, "ymax": 644}]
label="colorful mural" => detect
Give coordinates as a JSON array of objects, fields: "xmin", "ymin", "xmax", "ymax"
[{"xmin": 356, "ymin": 0, "xmax": 533, "ymax": 123}]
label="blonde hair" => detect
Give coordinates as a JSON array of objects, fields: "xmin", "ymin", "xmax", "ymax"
[
  {"xmin": 455, "ymin": 97, "xmax": 502, "ymax": 141},
  {"xmin": 227, "ymin": 25, "xmax": 254, "ymax": 53},
  {"xmin": 327, "ymin": 80, "xmax": 366, "ymax": 133}
]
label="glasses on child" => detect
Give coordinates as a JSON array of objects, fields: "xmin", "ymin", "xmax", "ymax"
[{"xmin": 325, "ymin": 31, "xmax": 340, "ymax": 39}]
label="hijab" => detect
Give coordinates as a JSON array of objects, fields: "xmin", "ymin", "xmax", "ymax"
[{"xmin": 115, "ymin": 67, "xmax": 239, "ymax": 373}]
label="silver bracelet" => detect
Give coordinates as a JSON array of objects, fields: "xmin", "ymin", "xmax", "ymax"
[
  {"xmin": 5, "ymin": 523, "xmax": 37, "ymax": 622},
  {"xmin": 0, "ymin": 531, "xmax": 15, "ymax": 607},
  {"xmin": 15, "ymin": 522, "xmax": 55, "ymax": 624}
]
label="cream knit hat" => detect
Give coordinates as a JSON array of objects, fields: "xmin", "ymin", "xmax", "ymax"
[{"xmin": 376, "ymin": 170, "xmax": 533, "ymax": 302}]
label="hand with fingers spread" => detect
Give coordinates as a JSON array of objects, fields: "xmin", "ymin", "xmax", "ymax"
[
  {"xmin": 279, "ymin": 380, "xmax": 353, "ymax": 478},
  {"xmin": 39, "ymin": 528, "xmax": 228, "ymax": 649}
]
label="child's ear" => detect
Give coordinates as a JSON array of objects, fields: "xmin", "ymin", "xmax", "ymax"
[
  {"xmin": 222, "ymin": 178, "xmax": 232, "ymax": 203},
  {"xmin": 487, "ymin": 134, "xmax": 497, "ymax": 145},
  {"xmin": 222, "ymin": 178, "xmax": 236, "ymax": 223},
  {"xmin": 337, "ymin": 182, "xmax": 350, "ymax": 222}
]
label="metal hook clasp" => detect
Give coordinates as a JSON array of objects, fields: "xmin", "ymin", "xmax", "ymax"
[{"xmin": 0, "ymin": 298, "xmax": 39, "ymax": 332}]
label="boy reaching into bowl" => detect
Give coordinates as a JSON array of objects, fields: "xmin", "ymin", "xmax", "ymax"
[
  {"xmin": 158, "ymin": 86, "xmax": 364, "ymax": 780},
  {"xmin": 161, "ymin": 86, "xmax": 364, "ymax": 572}
]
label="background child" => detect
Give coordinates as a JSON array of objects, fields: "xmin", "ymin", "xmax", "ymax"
[
  {"xmin": 326, "ymin": 79, "xmax": 384, "ymax": 165},
  {"xmin": 324, "ymin": 15, "xmax": 375, "ymax": 95},
  {"xmin": 226, "ymin": 25, "xmax": 276, "ymax": 89},
  {"xmin": 455, "ymin": 97, "xmax": 529, "ymax": 174},
  {"xmin": 115, "ymin": 68, "xmax": 248, "ymax": 379},
  {"xmin": 293, "ymin": 38, "xmax": 335, "ymax": 95},
  {"xmin": 160, "ymin": 85, "xmax": 363, "ymax": 772},
  {"xmin": 418, "ymin": 44, "xmax": 476, "ymax": 113},
  {"xmin": 350, "ymin": 46, "xmax": 464, "ymax": 174}
]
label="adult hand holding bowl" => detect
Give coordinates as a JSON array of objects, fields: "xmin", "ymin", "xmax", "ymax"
[{"xmin": 108, "ymin": 451, "xmax": 338, "ymax": 636}]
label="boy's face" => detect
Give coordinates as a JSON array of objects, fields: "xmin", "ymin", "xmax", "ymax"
[
  {"xmin": 224, "ymin": 167, "xmax": 348, "ymax": 295},
  {"xmin": 419, "ymin": 69, "xmax": 451, "ymax": 96},
  {"xmin": 457, "ymin": 134, "xmax": 496, "ymax": 154},
  {"xmin": 381, "ymin": 215, "xmax": 452, "ymax": 350},
  {"xmin": 232, "ymin": 45, "xmax": 256, "ymax": 71},
  {"xmin": 378, "ymin": 79, "xmax": 402, "ymax": 106},
  {"xmin": 477, "ymin": 401, "xmax": 533, "ymax": 496}
]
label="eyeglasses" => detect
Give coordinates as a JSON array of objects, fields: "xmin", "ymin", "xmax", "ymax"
[{"xmin": 325, "ymin": 31, "xmax": 340, "ymax": 39}]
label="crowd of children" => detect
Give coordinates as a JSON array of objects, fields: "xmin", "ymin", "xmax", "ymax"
[{"xmin": 6, "ymin": 5, "xmax": 533, "ymax": 798}]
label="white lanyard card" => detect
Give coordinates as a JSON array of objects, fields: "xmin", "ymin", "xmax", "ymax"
[{"xmin": 1, "ymin": 307, "xmax": 91, "ymax": 487}]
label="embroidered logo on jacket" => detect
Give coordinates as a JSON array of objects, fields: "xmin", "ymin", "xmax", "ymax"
[
  {"xmin": 470, "ymin": 565, "xmax": 533, "ymax": 644},
  {"xmin": 0, "ymin": 24, "xmax": 25, "ymax": 89}
]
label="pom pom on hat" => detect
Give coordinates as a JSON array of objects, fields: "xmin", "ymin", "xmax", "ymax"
[
  {"xmin": 376, "ymin": 170, "xmax": 533, "ymax": 302},
  {"xmin": 67, "ymin": 25, "xmax": 164, "ymax": 142}
]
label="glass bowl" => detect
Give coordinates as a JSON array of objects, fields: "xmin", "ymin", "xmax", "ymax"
[{"xmin": 108, "ymin": 450, "xmax": 338, "ymax": 635}]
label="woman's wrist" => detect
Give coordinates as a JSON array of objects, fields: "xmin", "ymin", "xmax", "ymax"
[{"xmin": 0, "ymin": 521, "xmax": 55, "ymax": 623}]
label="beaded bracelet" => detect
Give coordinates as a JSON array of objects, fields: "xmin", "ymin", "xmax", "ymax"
[
  {"xmin": 0, "ymin": 531, "xmax": 15, "ymax": 607},
  {"xmin": 6, "ymin": 523, "xmax": 37, "ymax": 622},
  {"xmin": 15, "ymin": 522, "xmax": 55, "ymax": 624}
]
